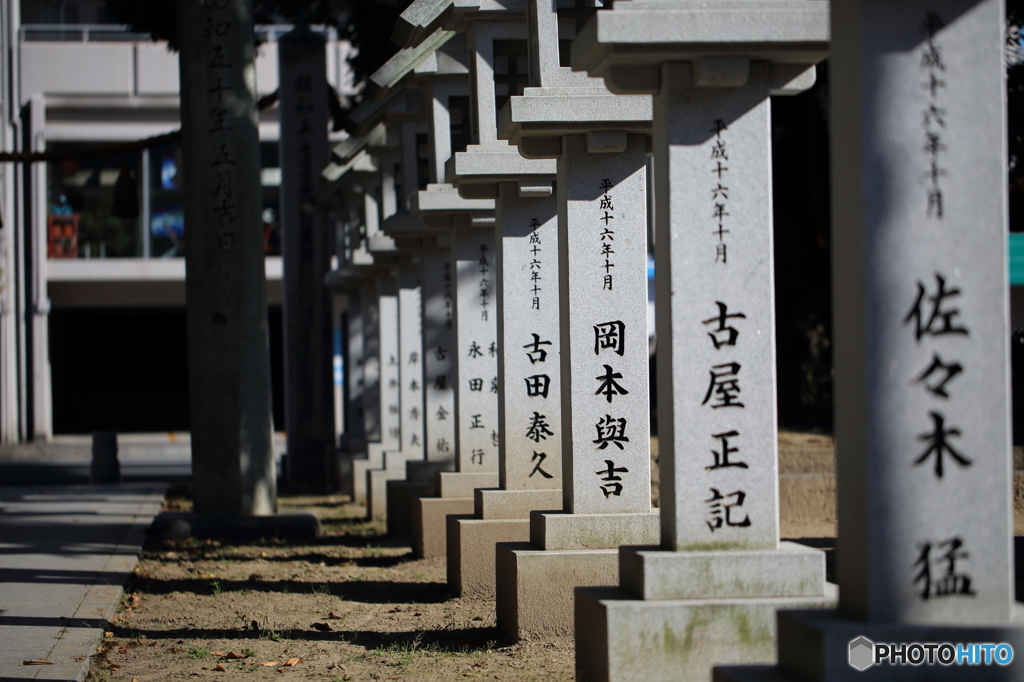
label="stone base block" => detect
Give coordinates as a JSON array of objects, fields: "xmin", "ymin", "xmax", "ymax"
[
  {"xmin": 448, "ymin": 515, "xmax": 529, "ymax": 599},
  {"xmin": 367, "ymin": 467, "xmax": 406, "ymax": 520},
  {"xmin": 714, "ymin": 605, "xmax": 1024, "ymax": 682},
  {"xmin": 335, "ymin": 449, "xmax": 364, "ymax": 498},
  {"xmin": 576, "ymin": 585, "xmax": 838, "ymax": 682},
  {"xmin": 352, "ymin": 443, "xmax": 386, "ymax": 504},
  {"xmin": 531, "ymin": 510, "xmax": 660, "ymax": 550},
  {"xmin": 387, "ymin": 480, "xmax": 435, "ymax": 538},
  {"xmin": 495, "ymin": 542, "xmax": 618, "ymax": 641},
  {"xmin": 412, "ymin": 495, "xmax": 475, "ymax": 559},
  {"xmin": 476, "ymin": 488, "xmax": 562, "ymax": 519},
  {"xmin": 437, "ymin": 471, "xmax": 499, "ymax": 498},
  {"xmin": 621, "ymin": 542, "xmax": 827, "ymax": 600}
]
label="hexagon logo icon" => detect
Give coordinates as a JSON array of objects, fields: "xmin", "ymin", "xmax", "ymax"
[{"xmin": 848, "ymin": 636, "xmax": 874, "ymax": 671}]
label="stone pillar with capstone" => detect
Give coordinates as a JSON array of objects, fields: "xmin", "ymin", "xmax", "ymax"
[
  {"xmin": 488, "ymin": 0, "xmax": 659, "ymax": 642},
  {"xmin": 570, "ymin": 2, "xmax": 837, "ymax": 675},
  {"xmin": 713, "ymin": 0, "xmax": 1024, "ymax": 681}
]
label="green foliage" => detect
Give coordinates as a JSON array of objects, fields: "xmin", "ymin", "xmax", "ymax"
[{"xmin": 187, "ymin": 646, "xmax": 210, "ymax": 659}]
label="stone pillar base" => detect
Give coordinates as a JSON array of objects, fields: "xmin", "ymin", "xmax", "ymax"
[
  {"xmin": 715, "ymin": 606, "xmax": 1024, "ymax": 682},
  {"xmin": 387, "ymin": 480, "xmax": 435, "ymax": 538},
  {"xmin": 577, "ymin": 585, "xmax": 837, "ymax": 682},
  {"xmin": 410, "ymin": 472, "xmax": 500, "ymax": 559},
  {"xmin": 448, "ymin": 515, "xmax": 529, "ymax": 598},
  {"xmin": 446, "ymin": 489, "xmax": 562, "ymax": 598},
  {"xmin": 413, "ymin": 496, "xmax": 475, "ymax": 559},
  {"xmin": 366, "ymin": 451, "xmax": 424, "ymax": 521},
  {"xmin": 496, "ymin": 542, "xmax": 619, "ymax": 641},
  {"xmin": 352, "ymin": 442, "xmax": 386, "ymax": 504}
]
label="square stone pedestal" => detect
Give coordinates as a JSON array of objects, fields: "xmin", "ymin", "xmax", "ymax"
[
  {"xmin": 494, "ymin": 511, "xmax": 660, "ymax": 641},
  {"xmin": 714, "ymin": 606, "xmax": 1024, "ymax": 682},
  {"xmin": 386, "ymin": 460, "xmax": 454, "ymax": 538},
  {"xmin": 352, "ymin": 442, "xmax": 386, "ymax": 504},
  {"xmin": 447, "ymin": 489, "xmax": 562, "ymax": 598},
  {"xmin": 412, "ymin": 471, "xmax": 499, "ymax": 559},
  {"xmin": 366, "ymin": 451, "xmax": 422, "ymax": 520},
  {"xmin": 574, "ymin": 543, "xmax": 835, "ymax": 681}
]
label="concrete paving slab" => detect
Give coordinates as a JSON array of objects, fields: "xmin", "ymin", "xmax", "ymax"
[{"xmin": 0, "ymin": 484, "xmax": 166, "ymax": 681}]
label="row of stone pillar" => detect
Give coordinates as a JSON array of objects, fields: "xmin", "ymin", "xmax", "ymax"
[{"xmin": 324, "ymin": 0, "xmax": 1021, "ymax": 679}]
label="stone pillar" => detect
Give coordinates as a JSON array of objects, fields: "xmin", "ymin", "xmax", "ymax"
[
  {"xmin": 718, "ymin": 1, "xmax": 1024, "ymax": 680},
  {"xmin": 452, "ymin": 224, "xmax": 499, "ymax": 475},
  {"xmin": 337, "ymin": 288, "xmax": 365, "ymax": 498},
  {"xmin": 495, "ymin": 133, "xmax": 660, "ymax": 641},
  {"xmin": 397, "ymin": 266, "xmax": 425, "ymax": 458},
  {"xmin": 378, "ymin": 276, "xmax": 402, "ymax": 453},
  {"xmin": 496, "ymin": 184, "xmax": 561, "ymax": 494},
  {"xmin": 352, "ymin": 279, "xmax": 382, "ymax": 505},
  {"xmin": 177, "ymin": 0, "xmax": 275, "ymax": 515},
  {"xmin": 422, "ymin": 245, "xmax": 456, "ymax": 463},
  {"xmin": 448, "ymin": 183, "xmax": 565, "ymax": 598},
  {"xmin": 279, "ymin": 27, "xmax": 335, "ymax": 491},
  {"xmin": 413, "ymin": 222, "xmax": 500, "ymax": 558},
  {"xmin": 575, "ymin": 61, "xmax": 832, "ymax": 682}
]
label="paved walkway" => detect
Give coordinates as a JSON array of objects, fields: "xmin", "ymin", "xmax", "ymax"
[{"xmin": 0, "ymin": 484, "xmax": 166, "ymax": 682}]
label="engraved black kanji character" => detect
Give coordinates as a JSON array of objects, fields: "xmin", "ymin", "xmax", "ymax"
[
  {"xmin": 927, "ymin": 188, "xmax": 944, "ymax": 218},
  {"xmin": 410, "ymin": 407, "xmax": 420, "ymax": 420},
  {"xmin": 410, "ymin": 379, "xmax": 420, "ymax": 392},
  {"xmin": 435, "ymin": 346, "xmax": 448, "ymax": 361},
  {"xmin": 711, "ymin": 138, "xmax": 728, "ymax": 160},
  {"xmin": 914, "ymin": 353, "xmax": 963, "ymax": 399},
  {"xmin": 702, "ymin": 302, "xmax": 747, "ymax": 349},
  {"xmin": 705, "ymin": 488, "xmax": 751, "ymax": 531},
  {"xmin": 491, "ymin": 377, "xmax": 498, "ymax": 393},
  {"xmin": 711, "ymin": 119, "xmax": 728, "ymax": 137},
  {"xmin": 595, "ymin": 365, "xmax": 629, "ymax": 403},
  {"xmin": 604, "ymin": 275, "xmax": 613, "ymax": 291},
  {"xmin": 707, "ymin": 430, "xmax": 747, "ymax": 470},
  {"xmin": 489, "ymin": 342, "xmax": 497, "ymax": 357},
  {"xmin": 600, "ymin": 195, "xmax": 614, "ymax": 211},
  {"xmin": 921, "ymin": 41, "xmax": 945, "ymax": 72},
  {"xmin": 713, "ymin": 203, "xmax": 730, "ymax": 221},
  {"xmin": 469, "ymin": 378, "xmax": 484, "ymax": 392},
  {"xmin": 593, "ymin": 415, "xmax": 628, "ymax": 450},
  {"xmin": 594, "ymin": 321, "xmax": 626, "ymax": 356},
  {"xmin": 409, "ymin": 352, "xmax": 419, "ymax": 365},
  {"xmin": 914, "ymin": 411, "xmax": 971, "ymax": 478},
  {"xmin": 388, "ymin": 355, "xmax": 398, "ymax": 366},
  {"xmin": 436, "ymin": 438, "xmax": 450, "ymax": 452},
  {"xmin": 715, "ymin": 244, "xmax": 727, "ymax": 264},
  {"xmin": 711, "ymin": 183, "xmax": 729, "ymax": 201},
  {"xmin": 712, "ymin": 161, "xmax": 728, "ymax": 179},
  {"xmin": 529, "ymin": 451, "xmax": 553, "ymax": 479},
  {"xmin": 529, "ymin": 220, "xmax": 542, "ymax": 234},
  {"xmin": 468, "ymin": 341, "xmax": 484, "ymax": 358},
  {"xmin": 922, "ymin": 11, "xmax": 945, "ymax": 39},
  {"xmin": 523, "ymin": 334, "xmax": 552, "ymax": 364},
  {"xmin": 923, "ymin": 104, "xmax": 947, "ymax": 128},
  {"xmin": 600, "ymin": 178, "xmax": 614, "ymax": 192},
  {"xmin": 914, "ymin": 536, "xmax": 975, "ymax": 600},
  {"xmin": 436, "ymin": 405, "xmax": 448, "ymax": 420},
  {"xmin": 410, "ymin": 433, "xmax": 421, "ymax": 447},
  {"xmin": 525, "ymin": 412, "xmax": 554, "ymax": 443},
  {"xmin": 470, "ymin": 414, "xmax": 484, "ymax": 429},
  {"xmin": 904, "ymin": 274, "xmax": 969, "ymax": 340},
  {"xmin": 491, "ymin": 430, "xmax": 499, "ymax": 447},
  {"xmin": 471, "ymin": 449, "xmax": 485, "ymax": 465},
  {"xmin": 600, "ymin": 211, "xmax": 614, "ymax": 225},
  {"xmin": 924, "ymin": 132, "xmax": 946, "ymax": 158},
  {"xmin": 388, "ymin": 404, "xmax": 399, "ymax": 414},
  {"xmin": 702, "ymin": 362, "xmax": 744, "ymax": 408},
  {"xmin": 596, "ymin": 460, "xmax": 628, "ymax": 497},
  {"xmin": 525, "ymin": 374, "xmax": 550, "ymax": 398},
  {"xmin": 434, "ymin": 375, "xmax": 448, "ymax": 390}
]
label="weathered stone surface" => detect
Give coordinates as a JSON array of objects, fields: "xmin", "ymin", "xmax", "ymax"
[
  {"xmin": 413, "ymin": 495, "xmax": 476, "ymax": 559},
  {"xmin": 496, "ymin": 542, "xmax": 618, "ymax": 641},
  {"xmin": 577, "ymin": 586, "xmax": 837, "ymax": 682},
  {"xmin": 475, "ymin": 488, "xmax": 562, "ymax": 520},
  {"xmin": 530, "ymin": 511, "xmax": 660, "ymax": 551},
  {"xmin": 447, "ymin": 515, "xmax": 529, "ymax": 598},
  {"xmin": 421, "ymin": 246, "xmax": 457, "ymax": 461}
]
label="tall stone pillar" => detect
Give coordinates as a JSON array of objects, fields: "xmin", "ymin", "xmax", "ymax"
[
  {"xmin": 177, "ymin": 0, "xmax": 275, "ymax": 515},
  {"xmin": 279, "ymin": 28, "xmax": 335, "ymax": 491}
]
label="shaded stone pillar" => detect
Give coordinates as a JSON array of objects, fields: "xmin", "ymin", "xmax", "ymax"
[
  {"xmin": 422, "ymin": 245, "xmax": 456, "ymax": 461},
  {"xmin": 279, "ymin": 27, "xmax": 334, "ymax": 490},
  {"xmin": 178, "ymin": 0, "xmax": 274, "ymax": 515}
]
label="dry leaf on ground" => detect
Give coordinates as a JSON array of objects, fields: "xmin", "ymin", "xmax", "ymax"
[
  {"xmin": 21, "ymin": 660, "xmax": 54, "ymax": 665},
  {"xmin": 224, "ymin": 651, "xmax": 247, "ymax": 659},
  {"xmin": 284, "ymin": 657, "xmax": 302, "ymax": 667},
  {"xmin": 214, "ymin": 662, "xmax": 227, "ymax": 672}
]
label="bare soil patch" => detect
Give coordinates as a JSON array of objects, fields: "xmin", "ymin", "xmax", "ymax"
[{"xmin": 88, "ymin": 493, "xmax": 573, "ymax": 682}]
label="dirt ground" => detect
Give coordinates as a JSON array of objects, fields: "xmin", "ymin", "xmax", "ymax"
[
  {"xmin": 88, "ymin": 494, "xmax": 575, "ymax": 682},
  {"xmin": 89, "ymin": 432, "xmax": 839, "ymax": 682}
]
